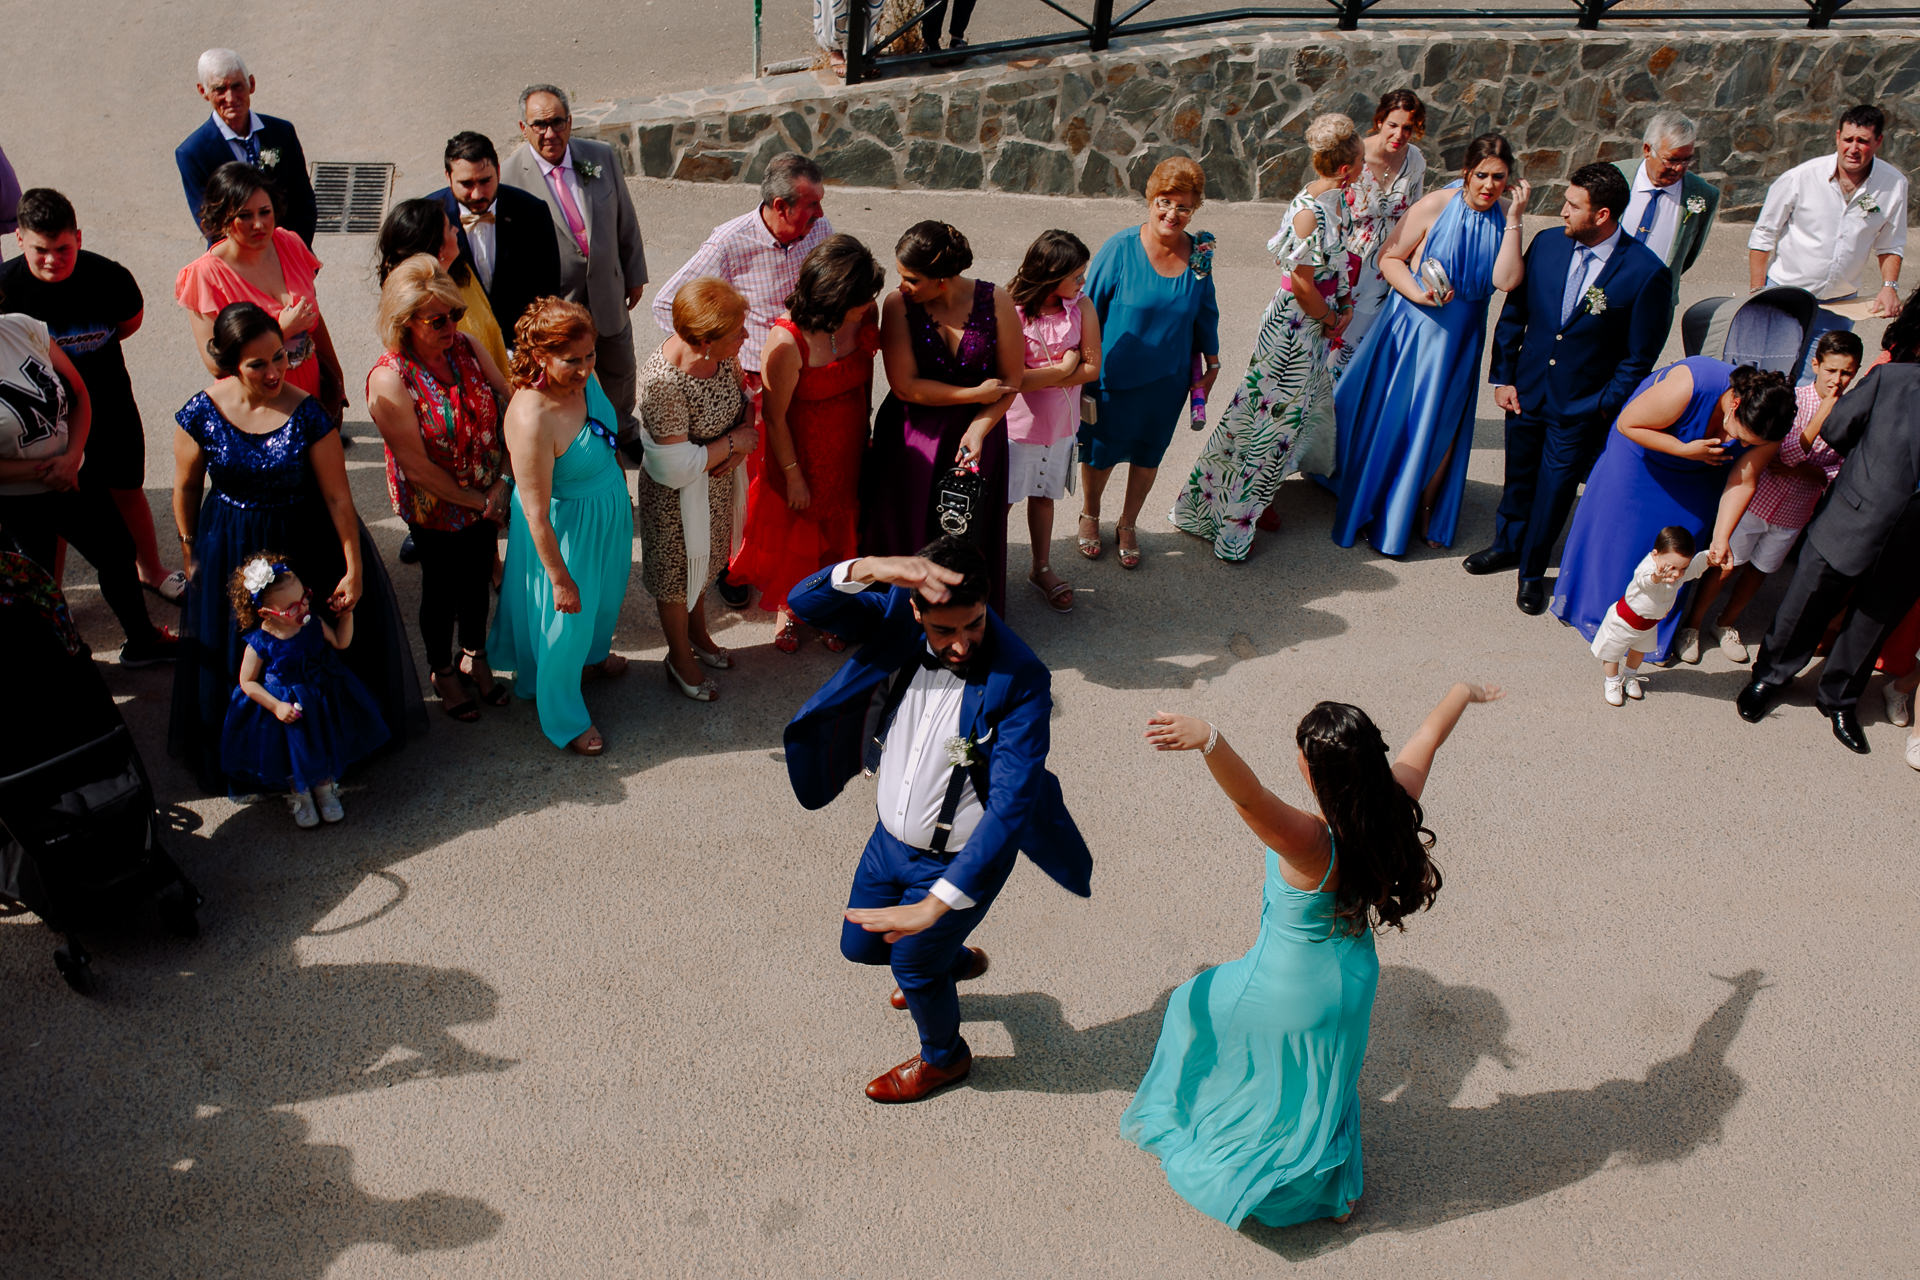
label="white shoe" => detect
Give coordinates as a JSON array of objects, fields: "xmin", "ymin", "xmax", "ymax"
[
  {"xmin": 312, "ymin": 780, "xmax": 345, "ymax": 824},
  {"xmin": 1623, "ymin": 674, "xmax": 1646, "ymax": 701},
  {"xmin": 1715, "ymin": 625, "xmax": 1749, "ymax": 663},
  {"xmin": 1885, "ymin": 682, "xmax": 1915, "ymax": 729},
  {"xmin": 1605, "ymin": 678, "xmax": 1626, "ymax": 707},
  {"xmin": 1906, "ymin": 735, "xmax": 1920, "ymax": 771},
  {"xmin": 1676, "ymin": 628, "xmax": 1702, "ymax": 665},
  {"xmin": 287, "ymin": 790, "xmax": 320, "ymax": 829}
]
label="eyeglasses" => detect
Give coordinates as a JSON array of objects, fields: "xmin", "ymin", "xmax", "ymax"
[
  {"xmin": 1150, "ymin": 197, "xmax": 1196, "ymax": 219},
  {"xmin": 259, "ymin": 590, "xmax": 311, "ymax": 620},
  {"xmin": 420, "ymin": 307, "xmax": 469, "ymax": 332},
  {"xmin": 525, "ymin": 116, "xmax": 570, "ymax": 133}
]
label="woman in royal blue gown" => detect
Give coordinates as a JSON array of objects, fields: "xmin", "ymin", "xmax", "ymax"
[
  {"xmin": 1552, "ymin": 359, "xmax": 1797, "ymax": 663},
  {"xmin": 1125, "ymin": 682, "xmax": 1501, "ymax": 1229},
  {"xmin": 1332, "ymin": 135, "xmax": 1529, "ymax": 555}
]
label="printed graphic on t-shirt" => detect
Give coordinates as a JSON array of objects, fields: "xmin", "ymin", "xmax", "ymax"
[
  {"xmin": 0, "ymin": 357, "xmax": 66, "ymax": 449},
  {"xmin": 44, "ymin": 321, "xmax": 116, "ymax": 357}
]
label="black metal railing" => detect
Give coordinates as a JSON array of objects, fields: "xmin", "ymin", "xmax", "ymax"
[{"xmin": 844, "ymin": 0, "xmax": 1908, "ymax": 84}]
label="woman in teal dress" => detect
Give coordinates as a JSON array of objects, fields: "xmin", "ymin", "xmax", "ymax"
[
  {"xmin": 489, "ymin": 299, "xmax": 634, "ymax": 755},
  {"xmin": 1332, "ymin": 135, "xmax": 1528, "ymax": 555},
  {"xmin": 1171, "ymin": 115, "xmax": 1361, "ymax": 561},
  {"xmin": 1129, "ymin": 680, "xmax": 1503, "ymax": 1228}
]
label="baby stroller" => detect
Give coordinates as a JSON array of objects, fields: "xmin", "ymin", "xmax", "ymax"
[
  {"xmin": 1680, "ymin": 285, "xmax": 1821, "ymax": 382},
  {"xmin": 0, "ymin": 548, "xmax": 201, "ymax": 993}
]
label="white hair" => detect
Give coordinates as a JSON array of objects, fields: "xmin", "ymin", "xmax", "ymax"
[
  {"xmin": 197, "ymin": 48, "xmax": 249, "ymax": 85},
  {"xmin": 1644, "ymin": 111, "xmax": 1698, "ymax": 153}
]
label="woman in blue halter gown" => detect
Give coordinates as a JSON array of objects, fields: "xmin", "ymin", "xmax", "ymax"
[
  {"xmin": 1331, "ymin": 136, "xmax": 1528, "ymax": 555},
  {"xmin": 1551, "ymin": 358, "xmax": 1797, "ymax": 664},
  {"xmin": 1126, "ymin": 682, "xmax": 1501, "ymax": 1229}
]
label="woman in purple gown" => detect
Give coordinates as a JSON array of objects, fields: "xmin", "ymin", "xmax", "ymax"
[{"xmin": 861, "ymin": 221, "xmax": 1024, "ymax": 613}]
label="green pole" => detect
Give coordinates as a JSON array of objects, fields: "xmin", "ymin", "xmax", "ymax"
[{"xmin": 753, "ymin": 0, "xmax": 763, "ymax": 76}]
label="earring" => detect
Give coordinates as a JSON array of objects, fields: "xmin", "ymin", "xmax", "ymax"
[{"xmin": 531, "ymin": 366, "xmax": 550, "ymax": 390}]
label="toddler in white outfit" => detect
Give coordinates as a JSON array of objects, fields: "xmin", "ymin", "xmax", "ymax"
[{"xmin": 1590, "ymin": 525, "xmax": 1712, "ymax": 706}]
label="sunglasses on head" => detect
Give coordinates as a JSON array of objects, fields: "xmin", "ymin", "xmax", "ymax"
[{"xmin": 420, "ymin": 307, "xmax": 469, "ymax": 332}]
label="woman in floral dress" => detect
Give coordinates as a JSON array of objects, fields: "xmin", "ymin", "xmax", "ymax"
[{"xmin": 1170, "ymin": 116, "xmax": 1362, "ymax": 562}]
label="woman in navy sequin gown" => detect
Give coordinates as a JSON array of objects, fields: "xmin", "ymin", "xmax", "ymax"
[{"xmin": 170, "ymin": 303, "xmax": 423, "ymax": 792}]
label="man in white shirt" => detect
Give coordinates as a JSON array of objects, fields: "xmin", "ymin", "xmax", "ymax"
[
  {"xmin": 430, "ymin": 132, "xmax": 561, "ymax": 342},
  {"xmin": 1614, "ymin": 111, "xmax": 1720, "ymax": 313},
  {"xmin": 174, "ymin": 48, "xmax": 319, "ymax": 245},
  {"xmin": 782, "ymin": 537, "xmax": 1092, "ymax": 1103},
  {"xmin": 1750, "ymin": 103, "xmax": 1907, "ymax": 379}
]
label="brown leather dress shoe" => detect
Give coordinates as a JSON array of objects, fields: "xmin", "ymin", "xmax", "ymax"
[
  {"xmin": 865, "ymin": 1050, "xmax": 973, "ymax": 1102},
  {"xmin": 889, "ymin": 946, "xmax": 989, "ymax": 1009}
]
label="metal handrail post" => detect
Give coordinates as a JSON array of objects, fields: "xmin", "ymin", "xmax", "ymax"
[
  {"xmin": 1336, "ymin": 0, "xmax": 1366, "ymax": 29},
  {"xmin": 846, "ymin": 1, "xmax": 870, "ymax": 84},
  {"xmin": 1807, "ymin": 0, "xmax": 1846, "ymax": 25},
  {"xmin": 1092, "ymin": 0, "xmax": 1115, "ymax": 50},
  {"xmin": 1577, "ymin": 0, "xmax": 1608, "ymax": 27}
]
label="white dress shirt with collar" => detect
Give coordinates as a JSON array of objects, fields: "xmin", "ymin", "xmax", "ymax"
[
  {"xmin": 461, "ymin": 198, "xmax": 499, "ymax": 291},
  {"xmin": 831, "ymin": 561, "xmax": 982, "ymax": 910},
  {"xmin": 214, "ymin": 111, "xmax": 265, "ymax": 163},
  {"xmin": 1749, "ymin": 154, "xmax": 1910, "ymax": 300},
  {"xmin": 534, "ymin": 147, "xmax": 589, "ymax": 252},
  {"xmin": 1623, "ymin": 163, "xmax": 1684, "ymax": 261}
]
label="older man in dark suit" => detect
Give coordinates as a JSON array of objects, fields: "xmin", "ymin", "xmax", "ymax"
[
  {"xmin": 1739, "ymin": 353, "xmax": 1920, "ymax": 752},
  {"xmin": 430, "ymin": 132, "xmax": 562, "ymax": 343},
  {"xmin": 174, "ymin": 49, "xmax": 318, "ymax": 246},
  {"xmin": 501, "ymin": 84, "xmax": 648, "ymax": 426}
]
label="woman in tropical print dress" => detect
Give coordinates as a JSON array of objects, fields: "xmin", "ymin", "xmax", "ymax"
[{"xmin": 1171, "ymin": 115, "xmax": 1363, "ymax": 562}]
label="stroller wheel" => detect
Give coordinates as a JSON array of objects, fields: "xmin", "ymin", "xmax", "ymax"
[{"xmin": 54, "ymin": 944, "xmax": 97, "ymax": 995}]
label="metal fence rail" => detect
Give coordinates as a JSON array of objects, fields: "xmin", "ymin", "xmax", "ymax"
[{"xmin": 844, "ymin": 0, "xmax": 1918, "ymax": 83}]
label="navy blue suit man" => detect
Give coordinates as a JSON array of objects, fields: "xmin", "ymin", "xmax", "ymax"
[
  {"xmin": 785, "ymin": 537, "xmax": 1092, "ymax": 1103},
  {"xmin": 430, "ymin": 132, "xmax": 563, "ymax": 343},
  {"xmin": 1470, "ymin": 163, "xmax": 1673, "ymax": 613},
  {"xmin": 175, "ymin": 50, "xmax": 317, "ymax": 246}
]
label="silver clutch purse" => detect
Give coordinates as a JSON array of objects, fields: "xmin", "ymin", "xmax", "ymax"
[{"xmin": 1418, "ymin": 258, "xmax": 1452, "ymax": 299}]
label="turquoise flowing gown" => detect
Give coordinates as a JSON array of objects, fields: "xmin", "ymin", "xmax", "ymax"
[
  {"xmin": 488, "ymin": 376, "xmax": 633, "ymax": 747},
  {"xmin": 1121, "ymin": 844, "xmax": 1379, "ymax": 1229},
  {"xmin": 1330, "ymin": 185, "xmax": 1504, "ymax": 555}
]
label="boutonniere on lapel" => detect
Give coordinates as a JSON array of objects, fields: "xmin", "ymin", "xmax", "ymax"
[
  {"xmin": 1583, "ymin": 285, "xmax": 1608, "ymax": 316},
  {"xmin": 1684, "ymin": 194, "xmax": 1706, "ymax": 217},
  {"xmin": 257, "ymin": 147, "xmax": 281, "ymax": 170},
  {"xmin": 944, "ymin": 735, "xmax": 983, "ymax": 768},
  {"xmin": 1853, "ymin": 192, "xmax": 1882, "ymax": 216},
  {"xmin": 1189, "ymin": 231, "xmax": 1215, "ymax": 279},
  {"xmin": 574, "ymin": 158, "xmax": 603, "ymax": 182}
]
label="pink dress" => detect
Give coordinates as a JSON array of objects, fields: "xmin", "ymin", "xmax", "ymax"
[
  {"xmin": 1006, "ymin": 297, "xmax": 1083, "ymax": 501},
  {"xmin": 175, "ymin": 228, "xmax": 326, "ymax": 396}
]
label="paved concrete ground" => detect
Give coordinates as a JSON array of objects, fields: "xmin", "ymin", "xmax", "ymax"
[{"xmin": 4, "ymin": 11, "xmax": 1919, "ymax": 1278}]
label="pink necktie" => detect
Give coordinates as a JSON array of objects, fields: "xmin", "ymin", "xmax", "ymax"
[{"xmin": 546, "ymin": 166, "xmax": 590, "ymax": 258}]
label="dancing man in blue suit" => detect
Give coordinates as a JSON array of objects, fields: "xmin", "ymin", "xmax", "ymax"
[
  {"xmin": 785, "ymin": 536, "xmax": 1092, "ymax": 1103},
  {"xmin": 1467, "ymin": 162, "xmax": 1673, "ymax": 614},
  {"xmin": 174, "ymin": 49, "xmax": 318, "ymax": 246}
]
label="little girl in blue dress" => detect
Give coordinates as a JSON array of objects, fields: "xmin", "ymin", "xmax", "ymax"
[{"xmin": 221, "ymin": 553, "xmax": 389, "ymax": 828}]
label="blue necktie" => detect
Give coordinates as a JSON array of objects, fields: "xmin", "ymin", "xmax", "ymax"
[
  {"xmin": 242, "ymin": 134, "xmax": 262, "ymax": 166},
  {"xmin": 1561, "ymin": 246, "xmax": 1594, "ymax": 327},
  {"xmin": 1631, "ymin": 186, "xmax": 1662, "ymax": 244}
]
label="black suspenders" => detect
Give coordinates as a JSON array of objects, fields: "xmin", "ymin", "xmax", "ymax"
[{"xmin": 867, "ymin": 661, "xmax": 991, "ymax": 857}]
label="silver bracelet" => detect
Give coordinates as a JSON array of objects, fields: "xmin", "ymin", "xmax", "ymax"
[{"xmin": 1202, "ymin": 723, "xmax": 1219, "ymax": 756}]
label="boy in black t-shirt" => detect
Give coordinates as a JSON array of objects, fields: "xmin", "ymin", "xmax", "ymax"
[{"xmin": 1, "ymin": 188, "xmax": 185, "ymax": 602}]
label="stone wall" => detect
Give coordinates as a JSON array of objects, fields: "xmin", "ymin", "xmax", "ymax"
[{"xmin": 577, "ymin": 27, "xmax": 1920, "ymax": 219}]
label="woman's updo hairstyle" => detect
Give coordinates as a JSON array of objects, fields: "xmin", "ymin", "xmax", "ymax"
[
  {"xmin": 1727, "ymin": 365, "xmax": 1797, "ymax": 442},
  {"xmin": 1372, "ymin": 89, "xmax": 1427, "ymax": 139},
  {"xmin": 670, "ymin": 276, "xmax": 750, "ymax": 348},
  {"xmin": 1305, "ymin": 113, "xmax": 1363, "ymax": 178},
  {"xmin": 198, "ymin": 161, "xmax": 281, "ymax": 243},
  {"xmin": 787, "ymin": 234, "xmax": 886, "ymax": 334},
  {"xmin": 207, "ymin": 301, "xmax": 285, "ymax": 375},
  {"xmin": 896, "ymin": 220, "xmax": 974, "ymax": 280},
  {"xmin": 508, "ymin": 296, "xmax": 596, "ymax": 389},
  {"xmin": 1295, "ymin": 700, "xmax": 1441, "ymax": 935},
  {"xmin": 1460, "ymin": 132, "xmax": 1515, "ymax": 175}
]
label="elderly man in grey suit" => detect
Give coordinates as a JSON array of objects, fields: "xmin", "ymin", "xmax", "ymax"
[
  {"xmin": 502, "ymin": 84, "xmax": 649, "ymax": 424},
  {"xmin": 1614, "ymin": 111, "xmax": 1719, "ymax": 316},
  {"xmin": 1738, "ymin": 352, "xmax": 1920, "ymax": 753}
]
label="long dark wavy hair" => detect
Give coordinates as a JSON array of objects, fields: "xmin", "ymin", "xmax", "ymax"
[
  {"xmin": 1296, "ymin": 701, "xmax": 1440, "ymax": 934},
  {"xmin": 1007, "ymin": 229, "xmax": 1090, "ymax": 316}
]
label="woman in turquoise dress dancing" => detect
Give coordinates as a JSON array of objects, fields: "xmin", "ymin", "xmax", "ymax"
[
  {"xmin": 488, "ymin": 299, "xmax": 634, "ymax": 756},
  {"xmin": 1125, "ymin": 681, "xmax": 1503, "ymax": 1228},
  {"xmin": 1332, "ymin": 135, "xmax": 1528, "ymax": 555}
]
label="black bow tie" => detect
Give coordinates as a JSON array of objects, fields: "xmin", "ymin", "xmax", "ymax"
[{"xmin": 916, "ymin": 649, "xmax": 979, "ymax": 680}]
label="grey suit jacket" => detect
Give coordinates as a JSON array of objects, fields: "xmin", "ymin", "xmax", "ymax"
[
  {"xmin": 1614, "ymin": 162, "xmax": 1719, "ymax": 308},
  {"xmin": 501, "ymin": 138, "xmax": 648, "ymax": 337},
  {"xmin": 1807, "ymin": 362, "xmax": 1920, "ymax": 577}
]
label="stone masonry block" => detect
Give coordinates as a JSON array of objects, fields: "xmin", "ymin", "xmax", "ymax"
[{"xmin": 989, "ymin": 141, "xmax": 1076, "ymax": 195}]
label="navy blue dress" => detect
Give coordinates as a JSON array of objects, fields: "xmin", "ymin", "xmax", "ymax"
[
  {"xmin": 222, "ymin": 624, "xmax": 390, "ymax": 793},
  {"xmin": 170, "ymin": 394, "xmax": 423, "ymax": 792}
]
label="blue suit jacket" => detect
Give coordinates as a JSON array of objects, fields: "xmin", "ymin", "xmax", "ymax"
[
  {"xmin": 784, "ymin": 566, "xmax": 1092, "ymax": 903},
  {"xmin": 176, "ymin": 115, "xmax": 318, "ymax": 246},
  {"xmin": 1489, "ymin": 228, "xmax": 1672, "ymax": 428},
  {"xmin": 429, "ymin": 184, "xmax": 563, "ymax": 340}
]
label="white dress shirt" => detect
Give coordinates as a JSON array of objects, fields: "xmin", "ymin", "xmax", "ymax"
[
  {"xmin": 461, "ymin": 198, "xmax": 499, "ymax": 291},
  {"xmin": 1749, "ymin": 155, "xmax": 1910, "ymax": 300},
  {"xmin": 831, "ymin": 561, "xmax": 982, "ymax": 910},
  {"xmin": 534, "ymin": 147, "xmax": 590, "ymax": 253},
  {"xmin": 1623, "ymin": 163, "xmax": 1684, "ymax": 262},
  {"xmin": 214, "ymin": 111, "xmax": 265, "ymax": 163}
]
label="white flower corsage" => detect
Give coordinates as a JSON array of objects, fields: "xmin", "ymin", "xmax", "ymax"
[
  {"xmin": 1685, "ymin": 194, "xmax": 1706, "ymax": 216},
  {"xmin": 242, "ymin": 557, "xmax": 278, "ymax": 598},
  {"xmin": 1584, "ymin": 285, "xmax": 1608, "ymax": 316},
  {"xmin": 944, "ymin": 735, "xmax": 980, "ymax": 768},
  {"xmin": 1855, "ymin": 193, "xmax": 1881, "ymax": 216},
  {"xmin": 575, "ymin": 158, "xmax": 602, "ymax": 181},
  {"xmin": 257, "ymin": 147, "xmax": 281, "ymax": 169}
]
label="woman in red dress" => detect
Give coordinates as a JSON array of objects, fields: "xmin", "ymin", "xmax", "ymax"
[{"xmin": 731, "ymin": 235, "xmax": 887, "ymax": 651}]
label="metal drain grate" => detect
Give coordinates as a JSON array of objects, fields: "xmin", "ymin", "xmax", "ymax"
[{"xmin": 311, "ymin": 162, "xmax": 394, "ymax": 234}]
